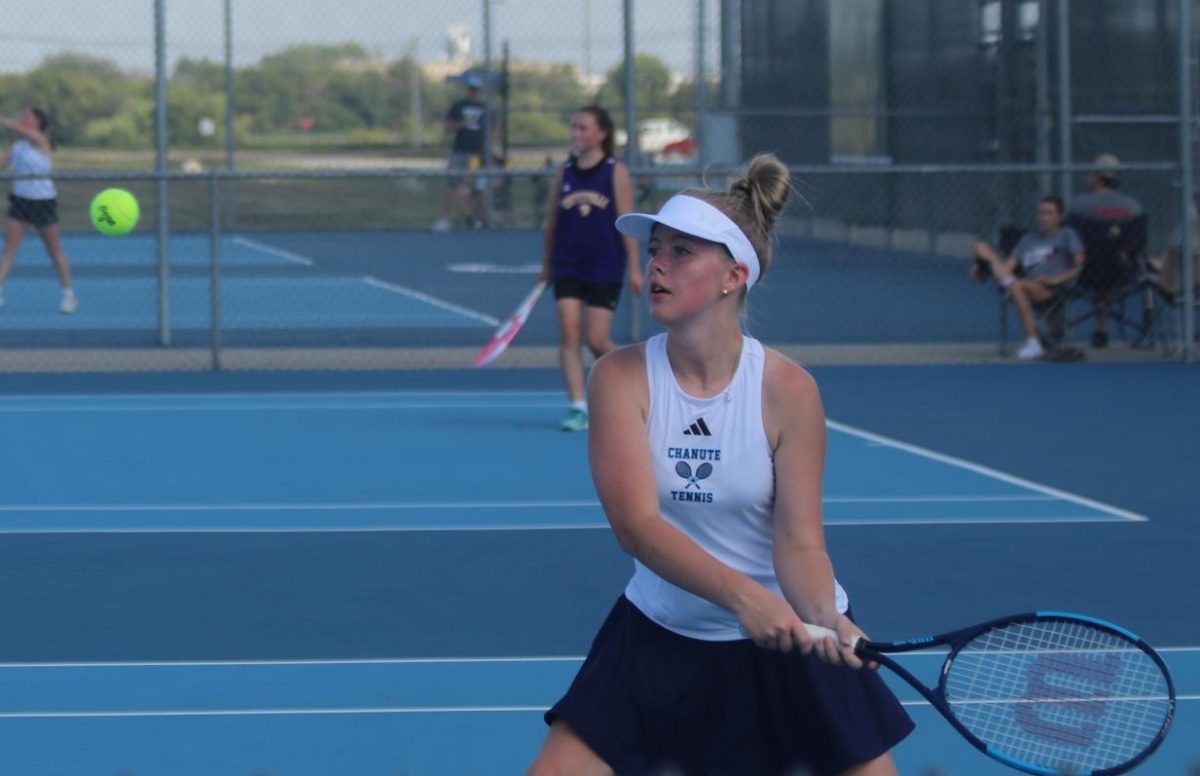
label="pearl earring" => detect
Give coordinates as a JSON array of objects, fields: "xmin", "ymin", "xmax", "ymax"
[{"xmin": 721, "ymin": 288, "xmax": 729, "ymax": 296}]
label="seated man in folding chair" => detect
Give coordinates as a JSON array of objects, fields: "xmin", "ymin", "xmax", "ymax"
[
  {"xmin": 970, "ymin": 195, "xmax": 1085, "ymax": 359},
  {"xmin": 1067, "ymin": 153, "xmax": 1146, "ymax": 348}
]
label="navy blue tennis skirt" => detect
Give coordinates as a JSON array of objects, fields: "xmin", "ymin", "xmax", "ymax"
[{"xmin": 546, "ymin": 596, "xmax": 914, "ymax": 776}]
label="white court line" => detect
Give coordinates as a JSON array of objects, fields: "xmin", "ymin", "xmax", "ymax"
[
  {"xmin": 229, "ymin": 238, "xmax": 499, "ymax": 327},
  {"xmin": 362, "ymin": 276, "xmax": 499, "ymax": 326},
  {"xmin": 0, "ymin": 698, "xmax": 1197, "ymax": 720},
  {"xmin": 231, "ymin": 235, "xmax": 314, "ymax": 266},
  {"xmin": 4, "ymin": 647, "xmax": 1200, "ymax": 669},
  {"xmin": 0, "ymin": 500, "xmax": 600, "ymax": 513},
  {"xmin": 0, "ymin": 519, "xmax": 1129, "ymax": 535},
  {"xmin": 0, "ymin": 707, "xmax": 550, "ymax": 719},
  {"xmin": 0, "ymin": 401, "xmax": 563, "ymax": 413},
  {"xmin": 0, "ymin": 390, "xmax": 564, "ymax": 402},
  {"xmin": 0, "ymin": 656, "xmax": 586, "ymax": 669},
  {"xmin": 828, "ymin": 420, "xmax": 1148, "ymax": 523}
]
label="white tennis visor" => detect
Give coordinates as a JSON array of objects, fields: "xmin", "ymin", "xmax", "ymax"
[{"xmin": 616, "ymin": 195, "xmax": 761, "ymax": 290}]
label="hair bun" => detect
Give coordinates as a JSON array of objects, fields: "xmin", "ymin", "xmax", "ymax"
[{"xmin": 731, "ymin": 154, "xmax": 790, "ymax": 234}]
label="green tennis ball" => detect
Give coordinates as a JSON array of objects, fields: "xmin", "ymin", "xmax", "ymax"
[{"xmin": 89, "ymin": 188, "xmax": 140, "ymax": 237}]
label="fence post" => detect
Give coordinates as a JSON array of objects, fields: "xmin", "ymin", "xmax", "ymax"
[
  {"xmin": 154, "ymin": 0, "xmax": 171, "ymax": 346},
  {"xmin": 1181, "ymin": 0, "xmax": 1195, "ymax": 361},
  {"xmin": 209, "ymin": 173, "xmax": 223, "ymax": 371},
  {"xmin": 624, "ymin": 0, "xmax": 641, "ymax": 342},
  {"xmin": 1056, "ymin": 0, "xmax": 1073, "ymax": 202}
]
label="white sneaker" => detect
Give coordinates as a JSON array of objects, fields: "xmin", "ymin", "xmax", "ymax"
[
  {"xmin": 1016, "ymin": 337, "xmax": 1043, "ymax": 360},
  {"xmin": 59, "ymin": 291, "xmax": 77, "ymax": 315},
  {"xmin": 431, "ymin": 218, "xmax": 451, "ymax": 232}
]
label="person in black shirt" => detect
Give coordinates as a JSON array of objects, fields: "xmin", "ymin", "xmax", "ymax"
[{"xmin": 433, "ymin": 76, "xmax": 491, "ymax": 231}]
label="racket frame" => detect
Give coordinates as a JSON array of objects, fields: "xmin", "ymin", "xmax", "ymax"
[{"xmin": 826, "ymin": 612, "xmax": 1176, "ymax": 776}]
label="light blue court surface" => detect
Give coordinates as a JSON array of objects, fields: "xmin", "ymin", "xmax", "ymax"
[
  {"xmin": 0, "ymin": 277, "xmax": 493, "ymax": 330},
  {"xmin": 0, "ymin": 385, "xmax": 1191, "ymax": 775},
  {"xmin": 0, "ymin": 653, "xmax": 1194, "ymax": 775},
  {"xmin": 0, "ymin": 232, "xmax": 499, "ymax": 331},
  {"xmin": 10, "ymin": 233, "xmax": 306, "ymax": 268},
  {"xmin": 0, "ymin": 391, "xmax": 1138, "ymax": 532}
]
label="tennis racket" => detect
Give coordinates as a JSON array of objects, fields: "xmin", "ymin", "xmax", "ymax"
[
  {"xmin": 805, "ymin": 612, "xmax": 1175, "ymax": 775},
  {"xmin": 474, "ymin": 281, "xmax": 547, "ymax": 368}
]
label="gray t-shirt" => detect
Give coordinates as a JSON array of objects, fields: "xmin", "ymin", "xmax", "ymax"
[{"xmin": 1010, "ymin": 227, "xmax": 1084, "ymax": 278}]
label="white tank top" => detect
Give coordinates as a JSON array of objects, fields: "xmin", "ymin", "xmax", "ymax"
[
  {"xmin": 11, "ymin": 140, "xmax": 56, "ymax": 200},
  {"xmin": 624, "ymin": 333, "xmax": 848, "ymax": 640}
]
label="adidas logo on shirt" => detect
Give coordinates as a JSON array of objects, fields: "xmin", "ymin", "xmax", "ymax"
[{"xmin": 683, "ymin": 417, "xmax": 712, "ymax": 436}]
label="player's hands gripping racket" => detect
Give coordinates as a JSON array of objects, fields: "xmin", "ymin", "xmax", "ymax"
[
  {"xmin": 802, "ymin": 612, "xmax": 1175, "ymax": 775},
  {"xmin": 474, "ymin": 281, "xmax": 547, "ymax": 368}
]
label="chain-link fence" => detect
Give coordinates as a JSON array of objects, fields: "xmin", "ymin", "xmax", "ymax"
[{"xmin": 0, "ymin": 0, "xmax": 1194, "ymax": 371}]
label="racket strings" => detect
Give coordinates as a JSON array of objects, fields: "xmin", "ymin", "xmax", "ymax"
[{"xmin": 942, "ymin": 620, "xmax": 1172, "ymax": 772}]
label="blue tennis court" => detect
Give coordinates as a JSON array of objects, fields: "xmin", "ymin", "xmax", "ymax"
[
  {"xmin": 0, "ymin": 363, "xmax": 1195, "ymax": 775},
  {"xmin": 0, "ymin": 227, "xmax": 1014, "ymax": 350}
]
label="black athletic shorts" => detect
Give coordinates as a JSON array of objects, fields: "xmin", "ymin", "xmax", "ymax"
[
  {"xmin": 8, "ymin": 195, "xmax": 58, "ymax": 227},
  {"xmin": 552, "ymin": 276, "xmax": 623, "ymax": 311}
]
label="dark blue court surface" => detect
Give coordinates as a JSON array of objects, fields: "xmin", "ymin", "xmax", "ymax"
[{"xmin": 0, "ymin": 363, "xmax": 1195, "ymax": 774}]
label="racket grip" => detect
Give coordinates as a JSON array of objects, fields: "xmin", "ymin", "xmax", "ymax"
[
  {"xmin": 804, "ymin": 623, "xmax": 862, "ymax": 650},
  {"xmin": 737, "ymin": 623, "xmax": 861, "ymax": 650}
]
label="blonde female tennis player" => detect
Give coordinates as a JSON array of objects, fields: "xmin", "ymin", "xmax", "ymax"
[{"xmin": 526, "ymin": 154, "xmax": 913, "ymax": 776}]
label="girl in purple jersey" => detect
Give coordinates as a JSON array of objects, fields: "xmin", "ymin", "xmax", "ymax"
[{"xmin": 538, "ymin": 105, "xmax": 643, "ymax": 432}]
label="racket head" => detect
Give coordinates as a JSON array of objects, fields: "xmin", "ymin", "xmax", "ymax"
[
  {"xmin": 474, "ymin": 282, "xmax": 546, "ymax": 368},
  {"xmin": 867, "ymin": 612, "xmax": 1175, "ymax": 776}
]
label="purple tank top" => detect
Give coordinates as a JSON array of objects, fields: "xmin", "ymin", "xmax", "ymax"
[{"xmin": 550, "ymin": 156, "xmax": 626, "ymax": 284}]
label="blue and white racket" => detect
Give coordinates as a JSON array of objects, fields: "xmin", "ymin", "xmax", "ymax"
[{"xmin": 806, "ymin": 612, "xmax": 1175, "ymax": 775}]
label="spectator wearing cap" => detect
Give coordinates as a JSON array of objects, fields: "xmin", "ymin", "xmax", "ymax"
[
  {"xmin": 432, "ymin": 74, "xmax": 495, "ymax": 231},
  {"xmin": 1067, "ymin": 153, "xmax": 1146, "ymax": 347}
]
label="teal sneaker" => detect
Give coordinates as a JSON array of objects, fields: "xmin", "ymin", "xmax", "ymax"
[{"xmin": 560, "ymin": 408, "xmax": 589, "ymax": 432}]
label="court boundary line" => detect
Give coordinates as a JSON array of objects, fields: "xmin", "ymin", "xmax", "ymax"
[
  {"xmin": 0, "ymin": 697, "xmax": 1196, "ymax": 720},
  {"xmin": 0, "ymin": 518, "xmax": 1134, "ymax": 535},
  {"xmin": 228, "ymin": 237, "xmax": 499, "ymax": 328},
  {"xmin": 231, "ymin": 235, "xmax": 314, "ymax": 266},
  {"xmin": 362, "ymin": 276, "xmax": 499, "ymax": 326},
  {"xmin": 827, "ymin": 420, "xmax": 1148, "ymax": 522},
  {"xmin": 2, "ymin": 645, "xmax": 1197, "ymax": 669}
]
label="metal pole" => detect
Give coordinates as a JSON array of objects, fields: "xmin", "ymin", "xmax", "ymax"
[
  {"xmin": 482, "ymin": 0, "xmax": 494, "ymax": 226},
  {"xmin": 583, "ymin": 0, "xmax": 592, "ymax": 81},
  {"xmin": 223, "ymin": 0, "xmax": 236, "ymax": 230},
  {"xmin": 1180, "ymin": 0, "xmax": 1195, "ymax": 360},
  {"xmin": 408, "ymin": 37, "xmax": 421, "ymax": 151},
  {"xmin": 1056, "ymin": 0, "xmax": 1072, "ymax": 201},
  {"xmin": 719, "ymin": 0, "xmax": 737, "ymax": 111},
  {"xmin": 623, "ymin": 0, "xmax": 640, "ymax": 342},
  {"xmin": 209, "ymin": 173, "xmax": 223, "ymax": 371},
  {"xmin": 1036, "ymin": 0, "xmax": 1052, "ymax": 194},
  {"xmin": 154, "ymin": 0, "xmax": 171, "ymax": 346},
  {"xmin": 695, "ymin": 0, "xmax": 706, "ymax": 166},
  {"xmin": 623, "ymin": 0, "xmax": 638, "ymax": 167}
]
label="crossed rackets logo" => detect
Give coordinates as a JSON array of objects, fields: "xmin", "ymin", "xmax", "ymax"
[{"xmin": 675, "ymin": 461, "xmax": 713, "ymax": 489}]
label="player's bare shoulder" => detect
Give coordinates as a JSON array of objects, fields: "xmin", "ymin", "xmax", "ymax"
[
  {"xmin": 589, "ymin": 342, "xmax": 647, "ymax": 390},
  {"xmin": 761, "ymin": 347, "xmax": 824, "ymax": 437}
]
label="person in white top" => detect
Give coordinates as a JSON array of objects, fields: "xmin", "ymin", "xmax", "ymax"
[
  {"xmin": 0, "ymin": 107, "xmax": 76, "ymax": 314},
  {"xmin": 527, "ymin": 155, "xmax": 912, "ymax": 776}
]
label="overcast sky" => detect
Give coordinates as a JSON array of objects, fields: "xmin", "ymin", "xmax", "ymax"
[{"xmin": 0, "ymin": 0, "xmax": 717, "ymax": 78}]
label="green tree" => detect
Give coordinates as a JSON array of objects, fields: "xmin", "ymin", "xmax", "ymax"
[
  {"xmin": 593, "ymin": 53, "xmax": 675, "ymax": 120},
  {"xmin": 505, "ymin": 63, "xmax": 587, "ymax": 148},
  {"xmin": 20, "ymin": 54, "xmax": 129, "ymax": 145}
]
